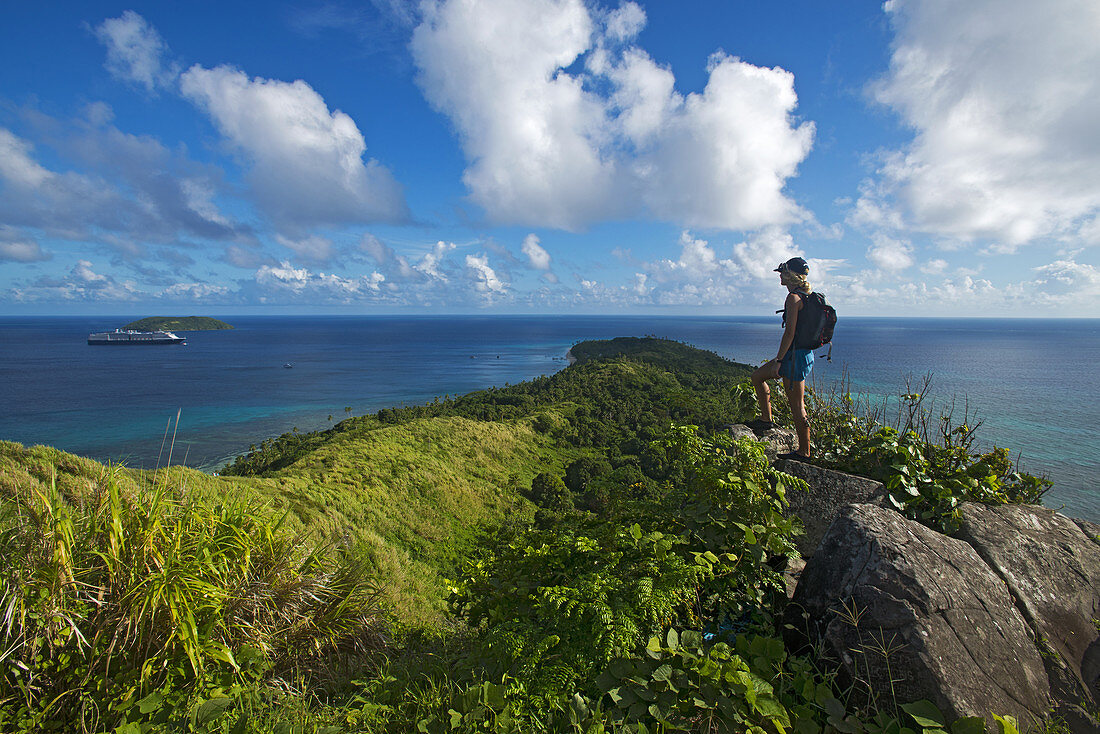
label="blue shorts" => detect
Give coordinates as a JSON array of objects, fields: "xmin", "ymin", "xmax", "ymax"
[{"xmin": 779, "ymin": 348, "xmax": 814, "ymax": 383}]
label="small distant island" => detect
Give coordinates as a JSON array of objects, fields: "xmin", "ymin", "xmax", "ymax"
[{"xmin": 122, "ymin": 316, "xmax": 234, "ymax": 331}]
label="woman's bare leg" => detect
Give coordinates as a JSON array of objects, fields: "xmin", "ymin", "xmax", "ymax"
[
  {"xmin": 783, "ymin": 378, "xmax": 811, "ymax": 456},
  {"xmin": 751, "ymin": 361, "xmax": 781, "ymax": 421}
]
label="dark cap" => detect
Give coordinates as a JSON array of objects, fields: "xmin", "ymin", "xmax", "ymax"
[{"xmin": 774, "ymin": 257, "xmax": 808, "ymax": 275}]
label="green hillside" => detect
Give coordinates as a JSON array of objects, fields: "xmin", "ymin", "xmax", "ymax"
[
  {"xmin": 214, "ymin": 337, "xmax": 754, "ymax": 623},
  {"xmin": 122, "ymin": 315, "xmax": 233, "ymax": 330},
  {"xmin": 0, "ymin": 337, "xmax": 1046, "ymax": 733}
]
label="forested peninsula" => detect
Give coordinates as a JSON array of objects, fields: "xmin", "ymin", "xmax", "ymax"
[
  {"xmin": 1, "ymin": 337, "xmax": 1087, "ymax": 733},
  {"xmin": 122, "ymin": 315, "xmax": 233, "ymax": 331}
]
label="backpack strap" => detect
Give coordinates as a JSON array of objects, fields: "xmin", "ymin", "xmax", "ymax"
[{"xmin": 778, "ymin": 291, "xmax": 806, "ymax": 327}]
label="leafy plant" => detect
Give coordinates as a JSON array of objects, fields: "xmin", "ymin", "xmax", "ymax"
[
  {"xmin": 827, "ymin": 424, "xmax": 1048, "ymax": 532},
  {"xmin": 656, "ymin": 425, "xmax": 804, "ymax": 619},
  {"xmin": 594, "ymin": 629, "xmax": 825, "ymax": 734},
  {"xmin": 448, "ymin": 517, "xmax": 706, "ymax": 702}
]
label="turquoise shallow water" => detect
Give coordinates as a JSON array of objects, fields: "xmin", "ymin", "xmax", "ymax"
[{"xmin": 0, "ymin": 315, "xmax": 1096, "ymax": 520}]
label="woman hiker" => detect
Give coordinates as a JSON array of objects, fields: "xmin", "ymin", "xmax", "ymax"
[{"xmin": 747, "ymin": 256, "xmax": 814, "ymax": 461}]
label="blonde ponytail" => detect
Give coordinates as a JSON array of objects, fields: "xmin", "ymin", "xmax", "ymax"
[{"xmin": 780, "ymin": 270, "xmax": 812, "ymax": 293}]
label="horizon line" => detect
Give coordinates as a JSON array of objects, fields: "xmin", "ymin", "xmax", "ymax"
[{"xmin": 3, "ymin": 312, "xmax": 1100, "ymax": 321}]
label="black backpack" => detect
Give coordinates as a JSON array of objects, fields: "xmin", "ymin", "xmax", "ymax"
[{"xmin": 780, "ymin": 291, "xmax": 837, "ymax": 355}]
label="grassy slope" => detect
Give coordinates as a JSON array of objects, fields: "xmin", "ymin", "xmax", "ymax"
[{"xmin": 242, "ymin": 416, "xmax": 562, "ymax": 627}]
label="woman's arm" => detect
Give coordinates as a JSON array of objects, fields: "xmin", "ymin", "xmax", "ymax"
[{"xmin": 775, "ymin": 292, "xmax": 802, "ymax": 362}]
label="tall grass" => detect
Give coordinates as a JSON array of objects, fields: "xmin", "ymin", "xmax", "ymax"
[
  {"xmin": 0, "ymin": 445, "xmax": 388, "ymax": 732},
  {"xmin": 807, "ymin": 371, "xmax": 987, "ymax": 457}
]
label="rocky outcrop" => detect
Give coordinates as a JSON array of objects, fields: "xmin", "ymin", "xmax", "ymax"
[
  {"xmin": 727, "ymin": 423, "xmax": 796, "ymax": 460},
  {"xmin": 1076, "ymin": 518, "xmax": 1100, "ymax": 547},
  {"xmin": 775, "ymin": 459, "xmax": 887, "ymax": 557},
  {"xmin": 790, "ymin": 504, "xmax": 1053, "ymax": 727},
  {"xmin": 955, "ymin": 503, "xmax": 1100, "ymax": 728},
  {"xmin": 731, "ymin": 423, "xmax": 1100, "ymax": 729}
]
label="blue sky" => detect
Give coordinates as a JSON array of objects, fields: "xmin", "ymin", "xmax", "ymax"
[{"xmin": 1, "ymin": 0, "xmax": 1098, "ymax": 316}]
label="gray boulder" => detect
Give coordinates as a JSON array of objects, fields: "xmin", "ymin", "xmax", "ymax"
[
  {"xmin": 956, "ymin": 503, "xmax": 1100, "ymax": 725},
  {"xmin": 775, "ymin": 459, "xmax": 887, "ymax": 557},
  {"xmin": 790, "ymin": 503, "xmax": 1052, "ymax": 728},
  {"xmin": 727, "ymin": 423, "xmax": 796, "ymax": 461}
]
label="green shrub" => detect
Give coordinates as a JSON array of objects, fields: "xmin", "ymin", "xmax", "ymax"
[
  {"xmin": 530, "ymin": 472, "xmax": 573, "ymax": 512},
  {"xmin": 564, "ymin": 457, "xmax": 612, "ymax": 493},
  {"xmin": 655, "ymin": 426, "xmax": 804, "ymax": 619},
  {"xmin": 449, "ymin": 518, "xmax": 704, "ymax": 701},
  {"xmin": 591, "ymin": 629, "xmax": 827, "ymax": 733},
  {"xmin": 843, "ymin": 426, "xmax": 1049, "ymax": 532}
]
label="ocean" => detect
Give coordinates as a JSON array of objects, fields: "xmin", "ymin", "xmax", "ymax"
[{"xmin": 1, "ymin": 315, "xmax": 1097, "ymax": 521}]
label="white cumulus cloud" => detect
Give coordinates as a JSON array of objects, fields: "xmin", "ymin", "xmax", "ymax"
[
  {"xmin": 411, "ymin": 0, "xmax": 812, "ymax": 231},
  {"xmin": 466, "ymin": 253, "xmax": 508, "ymax": 297},
  {"xmin": 732, "ymin": 227, "xmax": 802, "ymax": 281},
  {"xmin": 921, "ymin": 258, "xmax": 948, "ymax": 275},
  {"xmin": 860, "ymin": 0, "xmax": 1100, "ymax": 249},
  {"xmin": 1030, "ymin": 259, "xmax": 1100, "ymax": 297},
  {"xmin": 415, "ymin": 241, "xmax": 456, "ymax": 280},
  {"xmin": 866, "ymin": 234, "xmax": 915, "ymax": 272},
  {"xmin": 521, "ymin": 233, "xmax": 558, "ymax": 283},
  {"xmin": 639, "ymin": 231, "xmax": 745, "ymax": 305},
  {"xmin": 20, "ymin": 260, "xmax": 144, "ymax": 302},
  {"xmin": 521, "ymin": 234, "xmax": 552, "ymax": 270},
  {"xmin": 0, "ymin": 127, "xmax": 137, "ymax": 241},
  {"xmin": 361, "ymin": 233, "xmax": 416, "ymax": 278},
  {"xmin": 157, "ymin": 282, "xmax": 231, "ymax": 300},
  {"xmin": 653, "ymin": 231, "xmax": 734, "ymax": 281},
  {"xmin": 0, "ymin": 122, "xmax": 242, "ymax": 251},
  {"xmin": 180, "ymin": 64, "xmax": 409, "ymax": 229},
  {"xmin": 94, "ymin": 10, "xmax": 177, "ymax": 92},
  {"xmin": 626, "ymin": 51, "xmax": 814, "ymax": 230},
  {"xmin": 255, "ymin": 261, "xmax": 312, "ymax": 291},
  {"xmin": 253, "ymin": 261, "xmax": 386, "ymax": 302},
  {"xmin": 0, "ymin": 128, "xmax": 52, "ymax": 189}
]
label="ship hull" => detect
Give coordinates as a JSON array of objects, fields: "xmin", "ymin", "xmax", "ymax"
[
  {"xmin": 88, "ymin": 329, "xmax": 187, "ymax": 345},
  {"xmin": 87, "ymin": 339, "xmax": 186, "ymax": 345}
]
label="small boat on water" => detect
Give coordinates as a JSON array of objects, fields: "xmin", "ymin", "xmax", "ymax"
[
  {"xmin": 284, "ymin": 363, "xmax": 293, "ymax": 369},
  {"xmin": 88, "ymin": 329, "xmax": 186, "ymax": 345}
]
